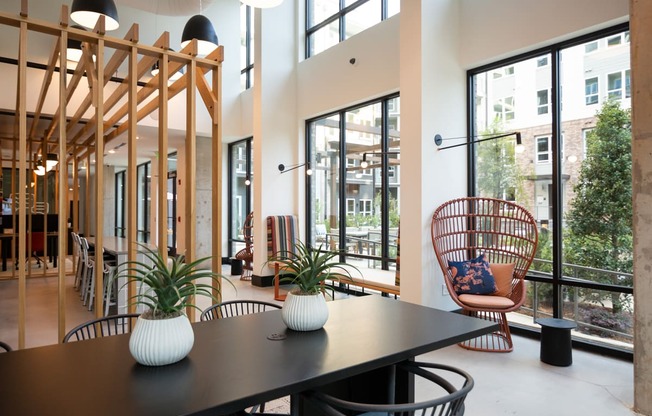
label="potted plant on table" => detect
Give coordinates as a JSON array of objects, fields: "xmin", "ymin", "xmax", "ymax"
[
  {"xmin": 114, "ymin": 244, "xmax": 232, "ymax": 366},
  {"xmin": 267, "ymin": 240, "xmax": 360, "ymax": 331}
]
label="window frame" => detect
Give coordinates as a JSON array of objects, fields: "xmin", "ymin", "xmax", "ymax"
[
  {"xmin": 467, "ymin": 22, "xmax": 632, "ymax": 359},
  {"xmin": 305, "ymin": 0, "xmax": 398, "ymax": 58}
]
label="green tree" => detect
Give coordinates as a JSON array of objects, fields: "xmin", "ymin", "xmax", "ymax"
[
  {"xmin": 564, "ymin": 100, "xmax": 632, "ymax": 313},
  {"xmin": 476, "ymin": 120, "xmax": 523, "ymax": 200}
]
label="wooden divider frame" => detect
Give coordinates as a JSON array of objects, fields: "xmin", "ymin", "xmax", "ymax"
[{"xmin": 0, "ymin": 3, "xmax": 223, "ymax": 347}]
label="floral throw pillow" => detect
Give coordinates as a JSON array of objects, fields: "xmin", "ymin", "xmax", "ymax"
[{"xmin": 448, "ymin": 254, "xmax": 498, "ymax": 295}]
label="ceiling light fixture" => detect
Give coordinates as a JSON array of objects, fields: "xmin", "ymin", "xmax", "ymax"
[
  {"xmin": 181, "ymin": 15, "xmax": 219, "ymax": 57},
  {"xmin": 70, "ymin": 0, "xmax": 120, "ymax": 31}
]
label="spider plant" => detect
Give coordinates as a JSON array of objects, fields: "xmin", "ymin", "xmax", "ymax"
[
  {"xmin": 266, "ymin": 240, "xmax": 359, "ymax": 296},
  {"xmin": 114, "ymin": 243, "xmax": 233, "ymax": 320}
]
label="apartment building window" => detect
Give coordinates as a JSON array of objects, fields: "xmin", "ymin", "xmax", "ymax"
[
  {"xmin": 536, "ymin": 136, "xmax": 551, "ymax": 163},
  {"xmin": 537, "ymin": 90, "xmax": 550, "ymax": 115},
  {"xmin": 469, "ymin": 23, "xmax": 632, "ymax": 356},
  {"xmin": 585, "ymin": 41, "xmax": 598, "ymax": 53},
  {"xmin": 240, "ymin": 4, "xmax": 254, "ymax": 90},
  {"xmin": 346, "ymin": 198, "xmax": 356, "ymax": 216},
  {"xmin": 306, "ymin": 0, "xmax": 399, "ymax": 58},
  {"xmin": 307, "ymin": 94, "xmax": 400, "ymax": 272},
  {"xmin": 494, "ymin": 97, "xmax": 515, "ymax": 121},
  {"xmin": 585, "ymin": 77, "xmax": 599, "ymax": 105},
  {"xmin": 359, "ymin": 199, "xmax": 372, "ymax": 216}
]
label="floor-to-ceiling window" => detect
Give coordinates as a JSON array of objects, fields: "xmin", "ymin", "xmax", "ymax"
[
  {"xmin": 228, "ymin": 138, "xmax": 253, "ymax": 258},
  {"xmin": 307, "ymin": 94, "xmax": 400, "ymax": 273},
  {"xmin": 469, "ymin": 24, "xmax": 632, "ymax": 355},
  {"xmin": 114, "ymin": 170, "xmax": 125, "ymax": 237},
  {"xmin": 240, "ymin": 3, "xmax": 254, "ymax": 90},
  {"xmin": 306, "ymin": 0, "xmax": 399, "ymax": 58},
  {"xmin": 136, "ymin": 161, "xmax": 151, "ymax": 243}
]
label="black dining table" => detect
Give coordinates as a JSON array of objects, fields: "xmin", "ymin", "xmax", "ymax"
[{"xmin": 0, "ymin": 296, "xmax": 497, "ymax": 415}]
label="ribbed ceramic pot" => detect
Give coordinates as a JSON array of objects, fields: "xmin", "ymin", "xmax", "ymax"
[
  {"xmin": 281, "ymin": 291, "xmax": 329, "ymax": 331},
  {"xmin": 129, "ymin": 314, "xmax": 194, "ymax": 366}
]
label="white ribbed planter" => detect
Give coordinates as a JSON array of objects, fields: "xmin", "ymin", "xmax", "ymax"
[
  {"xmin": 281, "ymin": 291, "xmax": 329, "ymax": 331},
  {"xmin": 129, "ymin": 314, "xmax": 194, "ymax": 366}
]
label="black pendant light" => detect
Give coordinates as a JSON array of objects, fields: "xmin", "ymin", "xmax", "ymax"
[
  {"xmin": 181, "ymin": 15, "xmax": 218, "ymax": 57},
  {"xmin": 70, "ymin": 0, "xmax": 120, "ymax": 31}
]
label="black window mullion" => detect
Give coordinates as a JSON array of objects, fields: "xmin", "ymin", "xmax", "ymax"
[
  {"xmin": 338, "ymin": 115, "xmax": 347, "ymax": 263},
  {"xmin": 551, "ymin": 47, "xmax": 563, "ymax": 318},
  {"xmin": 380, "ymin": 100, "xmax": 389, "ymax": 269}
]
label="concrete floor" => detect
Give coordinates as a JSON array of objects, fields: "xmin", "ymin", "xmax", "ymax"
[{"xmin": 0, "ymin": 262, "xmax": 639, "ymax": 415}]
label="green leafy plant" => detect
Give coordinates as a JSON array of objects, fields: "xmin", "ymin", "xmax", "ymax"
[
  {"xmin": 266, "ymin": 240, "xmax": 360, "ymax": 296},
  {"xmin": 114, "ymin": 243, "xmax": 232, "ymax": 319}
]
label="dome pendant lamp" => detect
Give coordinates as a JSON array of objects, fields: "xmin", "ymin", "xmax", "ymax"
[
  {"xmin": 70, "ymin": 0, "xmax": 120, "ymax": 31},
  {"xmin": 240, "ymin": 0, "xmax": 284, "ymax": 8},
  {"xmin": 181, "ymin": 15, "xmax": 219, "ymax": 57}
]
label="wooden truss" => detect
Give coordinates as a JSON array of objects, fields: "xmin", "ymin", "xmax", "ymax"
[{"xmin": 0, "ymin": 1, "xmax": 223, "ymax": 347}]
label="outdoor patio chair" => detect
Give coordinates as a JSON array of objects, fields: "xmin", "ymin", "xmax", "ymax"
[{"xmin": 235, "ymin": 211, "xmax": 254, "ymax": 281}]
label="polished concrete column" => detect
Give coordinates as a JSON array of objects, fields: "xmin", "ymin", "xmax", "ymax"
[{"xmin": 631, "ymin": 0, "xmax": 652, "ymax": 414}]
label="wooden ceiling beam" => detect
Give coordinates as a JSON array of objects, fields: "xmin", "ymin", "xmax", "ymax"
[{"xmin": 67, "ymin": 31, "xmax": 167, "ymax": 149}]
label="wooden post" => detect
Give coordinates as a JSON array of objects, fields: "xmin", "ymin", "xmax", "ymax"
[
  {"xmin": 58, "ymin": 29, "xmax": 68, "ymax": 341},
  {"xmin": 211, "ymin": 52, "xmax": 223, "ymax": 303},
  {"xmin": 127, "ymin": 43, "xmax": 138, "ymax": 313},
  {"xmin": 185, "ymin": 40, "xmax": 197, "ymax": 320},
  {"xmin": 158, "ymin": 49, "xmax": 169, "ymax": 261},
  {"xmin": 93, "ymin": 16, "xmax": 105, "ymax": 319},
  {"xmin": 17, "ymin": 20, "xmax": 27, "ymax": 349}
]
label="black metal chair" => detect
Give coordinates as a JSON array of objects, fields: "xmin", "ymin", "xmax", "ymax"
[
  {"xmin": 301, "ymin": 361, "xmax": 474, "ymax": 416},
  {"xmin": 202, "ymin": 300, "xmax": 283, "ymax": 415},
  {"xmin": 62, "ymin": 313, "xmax": 140, "ymax": 343},
  {"xmin": 200, "ymin": 300, "xmax": 281, "ymax": 321},
  {"xmin": 0, "ymin": 341, "xmax": 12, "ymax": 352}
]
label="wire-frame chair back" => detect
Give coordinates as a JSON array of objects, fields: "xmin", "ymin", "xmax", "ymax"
[
  {"xmin": 200, "ymin": 300, "xmax": 281, "ymax": 321},
  {"xmin": 62, "ymin": 314, "xmax": 140, "ymax": 343}
]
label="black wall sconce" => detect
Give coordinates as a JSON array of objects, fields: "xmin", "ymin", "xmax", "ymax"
[
  {"xmin": 360, "ymin": 151, "xmax": 400, "ymax": 169},
  {"xmin": 435, "ymin": 132, "xmax": 524, "ymax": 153},
  {"xmin": 278, "ymin": 162, "xmax": 312, "ymax": 175}
]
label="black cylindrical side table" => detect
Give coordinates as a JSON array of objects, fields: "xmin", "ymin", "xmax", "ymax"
[
  {"xmin": 536, "ymin": 318, "xmax": 577, "ymax": 366},
  {"xmin": 230, "ymin": 258, "xmax": 243, "ymax": 276}
]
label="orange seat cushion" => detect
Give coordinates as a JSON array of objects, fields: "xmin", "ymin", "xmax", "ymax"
[
  {"xmin": 458, "ymin": 293, "xmax": 515, "ymax": 309},
  {"xmin": 489, "ymin": 262, "xmax": 516, "ymax": 297}
]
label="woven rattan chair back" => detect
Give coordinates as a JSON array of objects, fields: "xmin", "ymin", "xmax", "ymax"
[{"xmin": 235, "ymin": 211, "xmax": 254, "ymax": 280}]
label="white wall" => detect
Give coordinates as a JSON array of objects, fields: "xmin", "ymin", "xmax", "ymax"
[{"xmin": 459, "ymin": 0, "xmax": 629, "ymax": 68}]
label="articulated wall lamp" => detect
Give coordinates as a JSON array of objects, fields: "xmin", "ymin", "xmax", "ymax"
[
  {"xmin": 435, "ymin": 132, "xmax": 524, "ymax": 153},
  {"xmin": 278, "ymin": 162, "xmax": 312, "ymax": 175},
  {"xmin": 360, "ymin": 151, "xmax": 400, "ymax": 169}
]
